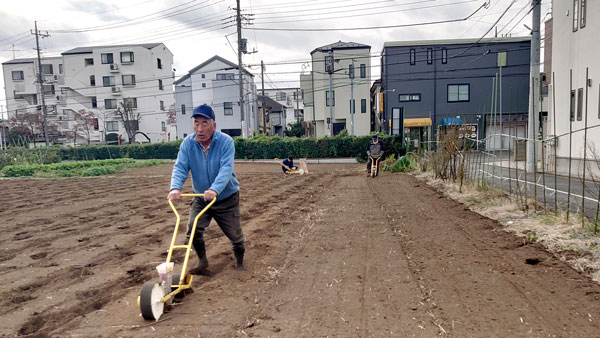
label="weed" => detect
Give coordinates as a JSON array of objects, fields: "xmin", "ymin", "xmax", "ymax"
[{"xmin": 526, "ymin": 231, "xmax": 539, "ymax": 243}]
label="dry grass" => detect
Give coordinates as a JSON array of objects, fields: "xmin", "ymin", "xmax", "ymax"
[{"xmin": 416, "ymin": 171, "xmax": 600, "ymax": 283}]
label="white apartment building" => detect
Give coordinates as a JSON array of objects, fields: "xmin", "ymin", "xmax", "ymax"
[
  {"xmin": 300, "ymin": 41, "xmax": 372, "ymax": 137},
  {"xmin": 2, "ymin": 43, "xmax": 175, "ymax": 145},
  {"xmin": 174, "ymin": 55, "xmax": 257, "ymax": 139},
  {"xmin": 261, "ymin": 87, "xmax": 305, "ymax": 129},
  {"xmin": 549, "ymin": 1, "xmax": 599, "ymax": 175}
]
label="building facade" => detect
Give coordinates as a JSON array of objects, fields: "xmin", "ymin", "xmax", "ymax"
[
  {"xmin": 2, "ymin": 43, "xmax": 176, "ymax": 145},
  {"xmin": 550, "ymin": 0, "xmax": 599, "ymax": 175},
  {"xmin": 301, "ymin": 41, "xmax": 371, "ymax": 137},
  {"xmin": 381, "ymin": 37, "xmax": 531, "ymax": 150},
  {"xmin": 261, "ymin": 87, "xmax": 304, "ymax": 131},
  {"xmin": 174, "ymin": 55, "xmax": 257, "ymax": 139}
]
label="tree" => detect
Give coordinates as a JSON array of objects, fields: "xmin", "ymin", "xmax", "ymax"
[
  {"xmin": 285, "ymin": 121, "xmax": 305, "ymax": 137},
  {"xmin": 74, "ymin": 110, "xmax": 98, "ymax": 145},
  {"xmin": 167, "ymin": 103, "xmax": 176, "ymax": 125},
  {"xmin": 10, "ymin": 111, "xmax": 43, "ymax": 147},
  {"xmin": 116, "ymin": 101, "xmax": 141, "ymax": 144}
]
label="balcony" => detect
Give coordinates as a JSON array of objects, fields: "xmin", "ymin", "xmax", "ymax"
[{"xmin": 111, "ymin": 86, "xmax": 122, "ymax": 95}]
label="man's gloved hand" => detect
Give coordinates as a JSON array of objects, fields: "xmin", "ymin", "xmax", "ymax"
[{"xmin": 367, "ymin": 151, "xmax": 371, "ymax": 156}]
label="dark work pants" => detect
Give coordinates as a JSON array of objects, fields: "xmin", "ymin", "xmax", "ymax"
[{"xmin": 186, "ymin": 192, "xmax": 244, "ymax": 250}]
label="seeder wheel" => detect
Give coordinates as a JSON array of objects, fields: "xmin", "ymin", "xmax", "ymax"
[{"xmin": 140, "ymin": 281, "xmax": 165, "ymax": 320}]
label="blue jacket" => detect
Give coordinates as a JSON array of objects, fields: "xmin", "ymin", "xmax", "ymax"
[
  {"xmin": 170, "ymin": 132, "xmax": 239, "ymax": 201},
  {"xmin": 282, "ymin": 158, "xmax": 293, "ymax": 173}
]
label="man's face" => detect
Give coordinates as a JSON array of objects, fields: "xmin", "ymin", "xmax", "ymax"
[
  {"xmin": 193, "ymin": 116, "xmax": 216, "ymax": 143},
  {"xmin": 372, "ymin": 137, "xmax": 378, "ymax": 143}
]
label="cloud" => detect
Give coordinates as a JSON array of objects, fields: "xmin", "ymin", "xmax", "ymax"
[{"xmin": 67, "ymin": 0, "xmax": 128, "ymax": 22}]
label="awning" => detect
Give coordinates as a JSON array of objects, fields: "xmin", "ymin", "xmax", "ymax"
[
  {"xmin": 442, "ymin": 117, "xmax": 463, "ymax": 126},
  {"xmin": 404, "ymin": 118, "xmax": 432, "ymax": 127}
]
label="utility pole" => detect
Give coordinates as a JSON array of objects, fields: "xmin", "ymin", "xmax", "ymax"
[
  {"xmin": 32, "ymin": 21, "xmax": 50, "ymax": 147},
  {"xmin": 349, "ymin": 59, "xmax": 355, "ymax": 136},
  {"xmin": 295, "ymin": 88, "xmax": 300, "ymax": 123},
  {"xmin": 527, "ymin": 0, "xmax": 541, "ymax": 172},
  {"xmin": 326, "ymin": 50, "xmax": 334, "ymax": 136},
  {"xmin": 261, "ymin": 60, "xmax": 266, "ymax": 134},
  {"xmin": 236, "ymin": 0, "xmax": 246, "ymax": 137}
]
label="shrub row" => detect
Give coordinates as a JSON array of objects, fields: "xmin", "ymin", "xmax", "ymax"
[{"xmin": 0, "ymin": 134, "xmax": 407, "ymax": 169}]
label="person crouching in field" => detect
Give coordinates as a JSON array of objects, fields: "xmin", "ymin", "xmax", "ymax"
[
  {"xmin": 282, "ymin": 156, "xmax": 298, "ymax": 174},
  {"xmin": 168, "ymin": 104, "xmax": 245, "ymax": 274}
]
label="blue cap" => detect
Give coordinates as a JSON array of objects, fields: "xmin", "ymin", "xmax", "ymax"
[
  {"xmin": 372, "ymin": 134, "xmax": 378, "ymax": 139},
  {"xmin": 191, "ymin": 104, "xmax": 215, "ymax": 120}
]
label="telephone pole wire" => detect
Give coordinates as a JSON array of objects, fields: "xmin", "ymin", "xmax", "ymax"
[{"xmin": 32, "ymin": 21, "xmax": 50, "ymax": 147}]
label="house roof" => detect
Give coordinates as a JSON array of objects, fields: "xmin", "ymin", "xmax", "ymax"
[
  {"xmin": 311, "ymin": 41, "xmax": 371, "ymax": 54},
  {"xmin": 258, "ymin": 95, "xmax": 285, "ymax": 112},
  {"xmin": 174, "ymin": 55, "xmax": 253, "ymax": 85},
  {"xmin": 383, "ymin": 36, "xmax": 531, "ymax": 49},
  {"xmin": 62, "ymin": 43, "xmax": 163, "ymax": 55},
  {"xmin": 2, "ymin": 56, "xmax": 61, "ymax": 65}
]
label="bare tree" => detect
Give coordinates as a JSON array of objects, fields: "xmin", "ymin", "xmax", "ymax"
[
  {"xmin": 167, "ymin": 103, "xmax": 176, "ymax": 125},
  {"xmin": 10, "ymin": 111, "xmax": 43, "ymax": 147},
  {"xmin": 116, "ymin": 101, "xmax": 140, "ymax": 144},
  {"xmin": 74, "ymin": 110, "xmax": 98, "ymax": 145}
]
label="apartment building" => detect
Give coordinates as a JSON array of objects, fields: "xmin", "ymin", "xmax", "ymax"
[
  {"xmin": 174, "ymin": 55, "xmax": 257, "ymax": 139},
  {"xmin": 261, "ymin": 87, "xmax": 304, "ymax": 129},
  {"xmin": 549, "ymin": 0, "xmax": 600, "ymax": 175},
  {"xmin": 2, "ymin": 43, "xmax": 175, "ymax": 145},
  {"xmin": 301, "ymin": 41, "xmax": 371, "ymax": 137}
]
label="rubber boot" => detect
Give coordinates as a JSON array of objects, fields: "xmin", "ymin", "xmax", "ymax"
[
  {"xmin": 233, "ymin": 246, "xmax": 245, "ymax": 271},
  {"xmin": 189, "ymin": 238, "xmax": 209, "ymax": 275}
]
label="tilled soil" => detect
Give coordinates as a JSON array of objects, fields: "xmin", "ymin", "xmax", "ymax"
[{"xmin": 1, "ymin": 162, "xmax": 600, "ymax": 337}]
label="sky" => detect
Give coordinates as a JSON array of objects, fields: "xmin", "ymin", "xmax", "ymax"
[{"xmin": 0, "ymin": 0, "xmax": 551, "ymax": 120}]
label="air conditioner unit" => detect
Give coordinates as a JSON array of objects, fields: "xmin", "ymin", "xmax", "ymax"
[
  {"xmin": 56, "ymin": 95, "xmax": 62, "ymax": 101},
  {"xmin": 111, "ymin": 86, "xmax": 121, "ymax": 93},
  {"xmin": 53, "ymin": 75, "xmax": 59, "ymax": 80},
  {"xmin": 110, "ymin": 64, "xmax": 119, "ymax": 71}
]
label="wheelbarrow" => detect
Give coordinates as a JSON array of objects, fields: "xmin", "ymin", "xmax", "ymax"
[
  {"xmin": 274, "ymin": 158, "xmax": 304, "ymax": 175},
  {"xmin": 138, "ymin": 193, "xmax": 216, "ymax": 321}
]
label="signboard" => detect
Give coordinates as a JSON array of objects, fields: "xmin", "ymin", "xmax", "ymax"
[
  {"xmin": 379, "ymin": 93, "xmax": 383, "ymax": 113},
  {"xmin": 456, "ymin": 124, "xmax": 478, "ymax": 139}
]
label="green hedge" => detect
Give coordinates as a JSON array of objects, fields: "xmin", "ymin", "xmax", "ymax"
[
  {"xmin": 2, "ymin": 158, "xmax": 135, "ymax": 177},
  {"xmin": 1, "ymin": 134, "xmax": 407, "ymax": 169}
]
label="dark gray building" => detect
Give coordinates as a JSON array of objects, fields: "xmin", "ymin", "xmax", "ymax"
[{"xmin": 381, "ymin": 37, "xmax": 531, "ymax": 149}]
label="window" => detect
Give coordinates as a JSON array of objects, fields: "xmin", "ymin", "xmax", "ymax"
[
  {"xmin": 201, "ymin": 74, "xmax": 205, "ymax": 78},
  {"xmin": 90, "ymin": 75, "xmax": 96, "ymax": 86},
  {"xmin": 361, "ymin": 99, "xmax": 367, "ymax": 114},
  {"xmin": 105, "ymin": 99, "xmax": 117, "ymax": 109},
  {"xmin": 103, "ymin": 76, "xmax": 115, "ymax": 87},
  {"xmin": 216, "ymin": 73, "xmax": 234, "ymax": 80},
  {"xmin": 293, "ymin": 90, "xmax": 303, "ymax": 100},
  {"xmin": 41, "ymin": 64, "xmax": 53, "ymax": 75},
  {"xmin": 91, "ymin": 96, "xmax": 97, "ymax": 108},
  {"xmin": 577, "ymin": 88, "xmax": 583, "ymax": 121},
  {"xmin": 85, "ymin": 58, "xmax": 94, "ymax": 66},
  {"xmin": 427, "ymin": 48, "xmax": 433, "ymax": 64},
  {"xmin": 158, "ymin": 79, "xmax": 163, "ymax": 90},
  {"xmin": 181, "ymin": 104, "xmax": 186, "ymax": 115},
  {"xmin": 101, "ymin": 53, "xmax": 114, "ymax": 64},
  {"xmin": 441, "ymin": 48, "xmax": 448, "ymax": 64},
  {"xmin": 14, "ymin": 90, "xmax": 24, "ymax": 100},
  {"xmin": 570, "ymin": 90, "xmax": 576, "ymax": 121},
  {"xmin": 106, "ymin": 121, "xmax": 119, "ymax": 132},
  {"xmin": 59, "ymin": 64, "xmax": 63, "ymax": 74},
  {"xmin": 202, "ymin": 83, "xmax": 206, "ymax": 88},
  {"xmin": 399, "ymin": 94, "xmax": 421, "ymax": 102},
  {"xmin": 123, "ymin": 97, "xmax": 137, "ymax": 108},
  {"xmin": 120, "ymin": 51, "xmax": 134, "ymax": 63},
  {"xmin": 224, "ymin": 102, "xmax": 233, "ymax": 115},
  {"xmin": 122, "ymin": 74, "xmax": 135, "ymax": 86},
  {"xmin": 448, "ymin": 84, "xmax": 469, "ymax": 102},
  {"xmin": 92, "ymin": 118, "xmax": 99, "ymax": 130},
  {"xmin": 12, "ymin": 71, "xmax": 24, "ymax": 80},
  {"xmin": 580, "ymin": 0, "xmax": 586, "ymax": 28},
  {"xmin": 294, "ymin": 109, "xmax": 303, "ymax": 118},
  {"xmin": 160, "ymin": 100, "xmax": 165, "ymax": 111},
  {"xmin": 360, "ymin": 64, "xmax": 366, "ymax": 78},
  {"xmin": 410, "ymin": 49, "xmax": 416, "ymax": 65},
  {"xmin": 276, "ymin": 92, "xmax": 287, "ymax": 101},
  {"xmin": 162, "ymin": 121, "xmax": 166, "ymax": 132},
  {"xmin": 326, "ymin": 90, "xmax": 335, "ymax": 106},
  {"xmin": 42, "ymin": 84, "xmax": 55, "ymax": 95},
  {"xmin": 573, "ymin": 0, "xmax": 579, "ymax": 32},
  {"xmin": 157, "ymin": 58, "xmax": 162, "ymax": 69}
]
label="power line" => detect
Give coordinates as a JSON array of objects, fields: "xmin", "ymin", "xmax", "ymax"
[{"xmin": 246, "ymin": 1, "xmax": 487, "ymax": 31}]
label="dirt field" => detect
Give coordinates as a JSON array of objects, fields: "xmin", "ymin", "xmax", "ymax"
[{"xmin": 2, "ymin": 162, "xmax": 600, "ymax": 337}]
